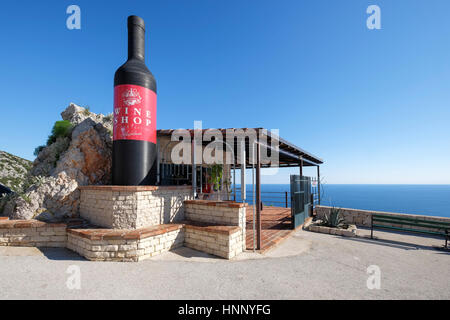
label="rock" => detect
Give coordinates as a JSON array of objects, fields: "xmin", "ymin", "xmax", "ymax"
[
  {"xmin": 4, "ymin": 172, "xmax": 80, "ymax": 221},
  {"xmin": 54, "ymin": 124, "xmax": 112, "ymax": 185},
  {"xmin": 31, "ymin": 137, "xmax": 70, "ymax": 177},
  {"xmin": 0, "ymin": 151, "xmax": 33, "ymax": 192},
  {"xmin": 2, "ymin": 103, "xmax": 113, "ymax": 221},
  {"xmin": 71, "ymin": 118, "xmax": 97, "ymax": 140},
  {"xmin": 61, "ymin": 103, "xmax": 111, "ymax": 127}
]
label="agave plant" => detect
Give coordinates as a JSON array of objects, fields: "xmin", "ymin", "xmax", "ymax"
[{"xmin": 320, "ymin": 207, "xmax": 347, "ymax": 229}]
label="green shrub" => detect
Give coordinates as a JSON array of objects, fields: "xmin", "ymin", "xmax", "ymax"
[
  {"xmin": 34, "ymin": 145, "xmax": 45, "ymax": 157},
  {"xmin": 46, "ymin": 120, "xmax": 73, "ymax": 146},
  {"xmin": 208, "ymin": 164, "xmax": 223, "ymax": 191}
]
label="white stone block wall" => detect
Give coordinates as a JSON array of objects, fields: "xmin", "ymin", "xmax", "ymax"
[
  {"xmin": 0, "ymin": 217, "xmax": 243, "ymax": 261},
  {"xmin": 185, "ymin": 201, "xmax": 247, "ymax": 253},
  {"xmin": 79, "ymin": 190, "xmax": 114, "ymax": 228},
  {"xmin": 0, "ymin": 220, "xmax": 67, "ymax": 247},
  {"xmin": 79, "ymin": 186, "xmax": 193, "ymax": 229},
  {"xmin": 67, "ymin": 228, "xmax": 185, "ymax": 262},
  {"xmin": 184, "ymin": 227, "xmax": 243, "ymax": 259}
]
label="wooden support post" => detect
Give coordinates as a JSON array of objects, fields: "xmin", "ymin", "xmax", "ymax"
[
  {"xmin": 285, "ymin": 191, "xmax": 288, "ymax": 208},
  {"xmin": 192, "ymin": 139, "xmax": 197, "ymax": 198},
  {"xmin": 256, "ymin": 143, "xmax": 262, "ymax": 250},
  {"xmin": 299, "ymin": 158, "xmax": 303, "ymax": 177},
  {"xmin": 156, "ymin": 139, "xmax": 160, "ymax": 185},
  {"xmin": 199, "ymin": 166, "xmax": 203, "ymax": 196},
  {"xmin": 317, "ymin": 165, "xmax": 321, "ymax": 205},
  {"xmin": 240, "ymin": 142, "xmax": 246, "ymax": 202},
  {"xmin": 233, "ymin": 164, "xmax": 236, "ymax": 201}
]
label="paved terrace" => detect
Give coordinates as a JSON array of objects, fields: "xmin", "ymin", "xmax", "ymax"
[{"xmin": 0, "ymin": 226, "xmax": 449, "ymax": 299}]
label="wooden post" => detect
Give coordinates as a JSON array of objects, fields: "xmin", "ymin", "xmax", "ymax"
[
  {"xmin": 317, "ymin": 165, "xmax": 321, "ymax": 205},
  {"xmin": 240, "ymin": 142, "xmax": 246, "ymax": 202},
  {"xmin": 156, "ymin": 139, "xmax": 160, "ymax": 185},
  {"xmin": 192, "ymin": 139, "xmax": 197, "ymax": 198},
  {"xmin": 299, "ymin": 158, "xmax": 303, "ymax": 177},
  {"xmin": 256, "ymin": 143, "xmax": 262, "ymax": 250},
  {"xmin": 285, "ymin": 191, "xmax": 288, "ymax": 208},
  {"xmin": 199, "ymin": 166, "xmax": 203, "ymax": 196},
  {"xmin": 233, "ymin": 164, "xmax": 236, "ymax": 201}
]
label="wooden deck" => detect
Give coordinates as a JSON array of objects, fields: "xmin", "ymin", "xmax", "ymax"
[{"xmin": 246, "ymin": 206, "xmax": 294, "ymax": 252}]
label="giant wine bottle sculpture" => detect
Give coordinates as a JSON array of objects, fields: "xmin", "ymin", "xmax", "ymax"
[{"xmin": 113, "ymin": 15, "xmax": 157, "ymax": 185}]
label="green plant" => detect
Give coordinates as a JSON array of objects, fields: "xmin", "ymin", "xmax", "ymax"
[
  {"xmin": 34, "ymin": 145, "xmax": 45, "ymax": 157},
  {"xmin": 46, "ymin": 120, "xmax": 73, "ymax": 145},
  {"xmin": 320, "ymin": 207, "xmax": 347, "ymax": 229},
  {"xmin": 208, "ymin": 164, "xmax": 223, "ymax": 191}
]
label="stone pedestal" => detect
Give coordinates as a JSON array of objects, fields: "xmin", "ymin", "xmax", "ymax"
[{"xmin": 79, "ymin": 185, "xmax": 193, "ymax": 229}]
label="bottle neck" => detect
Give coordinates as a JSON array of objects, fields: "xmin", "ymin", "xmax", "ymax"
[{"xmin": 128, "ymin": 24, "xmax": 145, "ymax": 61}]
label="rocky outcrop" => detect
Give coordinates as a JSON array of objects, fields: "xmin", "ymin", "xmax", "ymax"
[
  {"xmin": 4, "ymin": 172, "xmax": 79, "ymax": 221},
  {"xmin": 0, "ymin": 151, "xmax": 33, "ymax": 192},
  {"xmin": 1, "ymin": 103, "xmax": 113, "ymax": 221}
]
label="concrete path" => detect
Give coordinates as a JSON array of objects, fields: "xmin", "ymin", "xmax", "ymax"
[{"xmin": 0, "ymin": 227, "xmax": 448, "ymax": 299}]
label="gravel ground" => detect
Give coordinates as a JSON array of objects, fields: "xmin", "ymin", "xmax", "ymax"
[{"xmin": 0, "ymin": 227, "xmax": 449, "ymax": 300}]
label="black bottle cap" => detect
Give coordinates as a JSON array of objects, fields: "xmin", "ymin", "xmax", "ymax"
[{"xmin": 128, "ymin": 15, "xmax": 145, "ymax": 31}]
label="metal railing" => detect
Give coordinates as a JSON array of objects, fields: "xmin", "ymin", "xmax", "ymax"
[{"xmin": 233, "ymin": 188, "xmax": 290, "ymax": 208}]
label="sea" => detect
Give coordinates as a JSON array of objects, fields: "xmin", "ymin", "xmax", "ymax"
[{"xmin": 233, "ymin": 184, "xmax": 450, "ymax": 218}]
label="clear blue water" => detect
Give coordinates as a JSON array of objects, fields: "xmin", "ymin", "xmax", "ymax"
[{"xmin": 233, "ymin": 184, "xmax": 450, "ymax": 218}]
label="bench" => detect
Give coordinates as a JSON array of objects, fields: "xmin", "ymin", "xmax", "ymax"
[{"xmin": 371, "ymin": 214, "xmax": 450, "ymax": 248}]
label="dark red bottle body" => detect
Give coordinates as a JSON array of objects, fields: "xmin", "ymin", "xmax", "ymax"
[{"xmin": 113, "ymin": 16, "xmax": 157, "ymax": 185}]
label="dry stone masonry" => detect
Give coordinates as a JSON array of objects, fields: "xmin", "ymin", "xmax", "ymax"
[
  {"xmin": 184, "ymin": 223, "xmax": 243, "ymax": 259},
  {"xmin": 184, "ymin": 200, "xmax": 247, "ymax": 254},
  {"xmin": 0, "ymin": 198, "xmax": 248, "ymax": 261},
  {"xmin": 79, "ymin": 185, "xmax": 193, "ymax": 229},
  {"xmin": 0, "ymin": 219, "xmax": 67, "ymax": 247},
  {"xmin": 67, "ymin": 224, "xmax": 185, "ymax": 262}
]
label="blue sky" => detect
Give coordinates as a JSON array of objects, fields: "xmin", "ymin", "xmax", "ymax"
[{"xmin": 0, "ymin": 0, "xmax": 449, "ymax": 184}]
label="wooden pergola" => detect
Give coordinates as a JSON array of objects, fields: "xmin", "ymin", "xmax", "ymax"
[{"xmin": 157, "ymin": 128, "xmax": 324, "ymax": 250}]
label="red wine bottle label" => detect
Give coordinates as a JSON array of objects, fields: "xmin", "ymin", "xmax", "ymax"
[{"xmin": 113, "ymin": 84, "xmax": 157, "ymax": 143}]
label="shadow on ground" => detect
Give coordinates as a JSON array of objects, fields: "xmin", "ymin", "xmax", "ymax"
[
  {"xmin": 38, "ymin": 248, "xmax": 87, "ymax": 261},
  {"xmin": 338, "ymin": 227, "xmax": 450, "ymax": 254}
]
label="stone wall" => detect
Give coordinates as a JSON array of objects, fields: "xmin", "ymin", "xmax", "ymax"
[
  {"xmin": 184, "ymin": 200, "xmax": 247, "ymax": 253},
  {"xmin": 184, "ymin": 223, "xmax": 243, "ymax": 259},
  {"xmin": 0, "ymin": 198, "xmax": 249, "ymax": 261},
  {"xmin": 315, "ymin": 206, "xmax": 450, "ymax": 232},
  {"xmin": 67, "ymin": 224, "xmax": 185, "ymax": 262},
  {"xmin": 0, "ymin": 219, "xmax": 66, "ymax": 247},
  {"xmin": 79, "ymin": 185, "xmax": 193, "ymax": 229}
]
